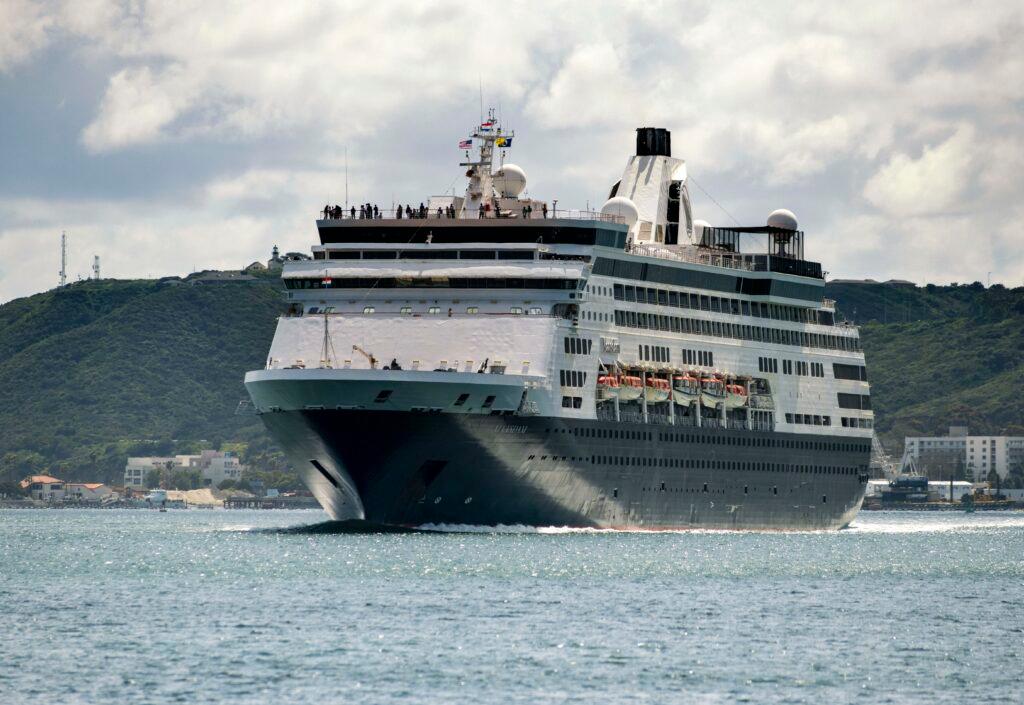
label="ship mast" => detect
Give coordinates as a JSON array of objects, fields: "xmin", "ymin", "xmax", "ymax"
[{"xmin": 459, "ymin": 108, "xmax": 513, "ymax": 219}]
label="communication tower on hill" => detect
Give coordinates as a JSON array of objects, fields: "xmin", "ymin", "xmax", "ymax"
[
  {"xmin": 93, "ymin": 255, "xmax": 101, "ymax": 280},
  {"xmin": 59, "ymin": 231, "xmax": 67, "ymax": 287}
]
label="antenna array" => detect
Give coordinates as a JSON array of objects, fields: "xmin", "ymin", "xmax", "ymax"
[{"xmin": 59, "ymin": 231, "xmax": 67, "ymax": 287}]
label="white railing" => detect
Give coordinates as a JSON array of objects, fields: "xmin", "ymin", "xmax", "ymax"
[{"xmin": 628, "ymin": 243, "xmax": 756, "ymax": 272}]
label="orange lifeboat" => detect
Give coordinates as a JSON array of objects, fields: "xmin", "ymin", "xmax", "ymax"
[
  {"xmin": 618, "ymin": 375, "xmax": 644, "ymax": 401},
  {"xmin": 700, "ymin": 375, "xmax": 727, "ymax": 408},
  {"xmin": 672, "ymin": 374, "xmax": 701, "ymax": 404},
  {"xmin": 596, "ymin": 375, "xmax": 620, "ymax": 402},
  {"xmin": 644, "ymin": 377, "xmax": 670, "ymax": 403},
  {"xmin": 725, "ymin": 383, "xmax": 748, "ymax": 409}
]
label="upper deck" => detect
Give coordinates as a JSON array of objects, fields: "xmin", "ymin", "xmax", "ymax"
[{"xmin": 317, "ymin": 215, "xmax": 629, "ymax": 248}]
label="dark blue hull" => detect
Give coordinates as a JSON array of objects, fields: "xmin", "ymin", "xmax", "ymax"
[{"xmin": 258, "ymin": 409, "xmax": 869, "ymax": 530}]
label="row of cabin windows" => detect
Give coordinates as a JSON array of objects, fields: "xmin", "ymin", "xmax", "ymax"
[
  {"xmin": 785, "ymin": 413, "xmax": 832, "ymax": 426},
  {"xmin": 681, "ymin": 349, "xmax": 713, "ymax": 366},
  {"xmin": 321, "ymin": 249, "xmax": 537, "ymax": 260},
  {"xmin": 613, "ymin": 309, "xmax": 861, "ymax": 352},
  {"xmin": 587, "ymin": 455, "xmax": 860, "ymax": 476},
  {"xmin": 561, "ymin": 396, "xmax": 583, "ymax": 408},
  {"xmin": 572, "ymin": 424, "xmax": 869, "ymax": 454},
  {"xmin": 640, "ymin": 345, "xmax": 670, "ymax": 363},
  {"xmin": 286, "ymin": 277, "xmax": 579, "ymax": 290},
  {"xmin": 559, "ymin": 370, "xmax": 588, "ymax": 387},
  {"xmin": 582, "ymin": 310, "xmax": 612, "ymax": 322},
  {"xmin": 585, "ymin": 284, "xmax": 613, "ymax": 298},
  {"xmin": 358, "ymin": 305, "xmax": 544, "ymax": 315},
  {"xmin": 564, "ymin": 337, "xmax": 593, "ymax": 355},
  {"xmin": 837, "ymin": 393, "xmax": 872, "ymax": 410},
  {"xmin": 612, "ymin": 283, "xmax": 834, "ymax": 326},
  {"xmin": 759, "ymin": 357, "xmax": 779, "ymax": 374},
  {"xmin": 842, "ymin": 417, "xmax": 874, "ymax": 429}
]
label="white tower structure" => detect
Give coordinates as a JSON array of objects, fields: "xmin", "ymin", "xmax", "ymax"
[
  {"xmin": 460, "ymin": 108, "xmax": 514, "ymax": 219},
  {"xmin": 93, "ymin": 255, "xmax": 101, "ymax": 280},
  {"xmin": 59, "ymin": 231, "xmax": 67, "ymax": 287}
]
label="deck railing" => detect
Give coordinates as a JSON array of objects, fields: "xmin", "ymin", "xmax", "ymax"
[
  {"xmin": 628, "ymin": 243, "xmax": 757, "ymax": 273},
  {"xmin": 318, "ymin": 207, "xmax": 623, "ymax": 223}
]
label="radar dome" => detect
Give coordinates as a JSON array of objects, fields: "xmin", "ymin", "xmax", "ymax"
[
  {"xmin": 767, "ymin": 208, "xmax": 798, "ymax": 231},
  {"xmin": 492, "ymin": 164, "xmax": 527, "ymax": 198},
  {"xmin": 601, "ymin": 196, "xmax": 639, "ymax": 227}
]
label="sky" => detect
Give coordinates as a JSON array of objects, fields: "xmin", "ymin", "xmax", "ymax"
[{"xmin": 1, "ymin": 0, "xmax": 1022, "ymax": 303}]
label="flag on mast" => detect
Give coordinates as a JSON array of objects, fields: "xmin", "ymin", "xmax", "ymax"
[{"xmin": 458, "ymin": 139, "xmax": 472, "ymax": 149}]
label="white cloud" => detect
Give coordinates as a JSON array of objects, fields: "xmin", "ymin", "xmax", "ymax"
[
  {"xmin": 81, "ymin": 66, "xmax": 198, "ymax": 151},
  {"xmin": 0, "ymin": 0, "xmax": 53, "ymax": 72},
  {"xmin": 862, "ymin": 125, "xmax": 975, "ymax": 217}
]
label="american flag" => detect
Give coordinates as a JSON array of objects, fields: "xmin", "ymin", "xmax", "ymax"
[{"xmin": 458, "ymin": 139, "xmax": 472, "ymax": 149}]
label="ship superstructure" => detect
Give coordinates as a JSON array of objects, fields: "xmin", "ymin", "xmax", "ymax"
[{"xmin": 245, "ymin": 115, "xmax": 872, "ymax": 529}]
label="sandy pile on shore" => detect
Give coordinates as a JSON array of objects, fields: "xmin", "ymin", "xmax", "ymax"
[{"xmin": 166, "ymin": 488, "xmax": 224, "ymax": 507}]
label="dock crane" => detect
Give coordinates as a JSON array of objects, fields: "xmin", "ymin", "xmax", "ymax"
[{"xmin": 352, "ymin": 344, "xmax": 378, "ymax": 369}]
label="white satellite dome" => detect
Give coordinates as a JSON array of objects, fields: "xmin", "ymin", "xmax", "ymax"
[
  {"xmin": 693, "ymin": 219, "xmax": 711, "ymax": 238},
  {"xmin": 492, "ymin": 164, "xmax": 527, "ymax": 198},
  {"xmin": 767, "ymin": 208, "xmax": 798, "ymax": 231},
  {"xmin": 601, "ymin": 196, "xmax": 639, "ymax": 227}
]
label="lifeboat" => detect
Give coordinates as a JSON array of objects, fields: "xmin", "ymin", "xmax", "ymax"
[
  {"xmin": 618, "ymin": 375, "xmax": 644, "ymax": 401},
  {"xmin": 724, "ymin": 383, "xmax": 748, "ymax": 409},
  {"xmin": 700, "ymin": 376, "xmax": 727, "ymax": 408},
  {"xmin": 644, "ymin": 377, "xmax": 670, "ymax": 403},
  {"xmin": 596, "ymin": 375, "xmax": 620, "ymax": 402},
  {"xmin": 672, "ymin": 374, "xmax": 701, "ymax": 404}
]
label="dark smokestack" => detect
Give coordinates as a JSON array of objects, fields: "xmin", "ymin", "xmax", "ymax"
[{"xmin": 635, "ymin": 127, "xmax": 671, "ymax": 157}]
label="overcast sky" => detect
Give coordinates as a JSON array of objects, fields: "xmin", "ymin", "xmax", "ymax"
[{"xmin": 1, "ymin": 1, "xmax": 1022, "ymax": 303}]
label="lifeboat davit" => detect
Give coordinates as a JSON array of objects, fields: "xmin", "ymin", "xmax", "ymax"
[
  {"xmin": 596, "ymin": 375, "xmax": 620, "ymax": 402},
  {"xmin": 724, "ymin": 383, "xmax": 748, "ymax": 409},
  {"xmin": 672, "ymin": 374, "xmax": 701, "ymax": 404},
  {"xmin": 618, "ymin": 375, "xmax": 644, "ymax": 401},
  {"xmin": 700, "ymin": 376, "xmax": 727, "ymax": 408},
  {"xmin": 644, "ymin": 377, "xmax": 670, "ymax": 403}
]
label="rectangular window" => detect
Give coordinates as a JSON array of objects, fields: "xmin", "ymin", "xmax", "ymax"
[
  {"xmin": 833, "ymin": 363, "xmax": 867, "ymax": 381},
  {"xmin": 837, "ymin": 393, "xmax": 862, "ymax": 410}
]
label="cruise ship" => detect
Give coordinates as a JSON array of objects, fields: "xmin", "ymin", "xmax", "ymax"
[{"xmin": 244, "ymin": 114, "xmax": 873, "ymax": 530}]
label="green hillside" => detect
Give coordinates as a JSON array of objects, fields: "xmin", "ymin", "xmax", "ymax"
[
  {"xmin": 0, "ymin": 275, "xmax": 287, "ymax": 487},
  {"xmin": 1, "ymin": 275, "xmax": 1022, "ymax": 487}
]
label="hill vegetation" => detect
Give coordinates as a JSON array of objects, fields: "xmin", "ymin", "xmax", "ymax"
[{"xmin": 1, "ymin": 275, "xmax": 1022, "ymax": 488}]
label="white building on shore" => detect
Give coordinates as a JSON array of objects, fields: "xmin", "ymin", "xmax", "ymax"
[
  {"xmin": 124, "ymin": 451, "xmax": 244, "ymax": 489},
  {"xmin": 904, "ymin": 426, "xmax": 1024, "ymax": 480}
]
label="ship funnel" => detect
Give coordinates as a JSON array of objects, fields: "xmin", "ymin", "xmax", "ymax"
[{"xmin": 635, "ymin": 127, "xmax": 671, "ymax": 157}]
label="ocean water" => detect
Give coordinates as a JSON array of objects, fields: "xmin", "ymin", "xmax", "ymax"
[{"xmin": 1, "ymin": 509, "xmax": 1022, "ymax": 704}]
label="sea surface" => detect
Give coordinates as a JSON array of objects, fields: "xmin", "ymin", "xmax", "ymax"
[{"xmin": 1, "ymin": 509, "xmax": 1022, "ymax": 704}]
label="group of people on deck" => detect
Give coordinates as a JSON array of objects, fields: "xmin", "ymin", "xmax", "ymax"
[
  {"xmin": 321, "ymin": 200, "xmax": 550, "ymax": 220},
  {"xmin": 322, "ymin": 203, "xmax": 382, "ymax": 220},
  {"xmin": 394, "ymin": 203, "xmax": 458, "ymax": 219}
]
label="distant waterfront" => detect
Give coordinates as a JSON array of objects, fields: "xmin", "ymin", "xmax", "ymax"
[{"xmin": 3, "ymin": 509, "xmax": 1022, "ymax": 704}]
